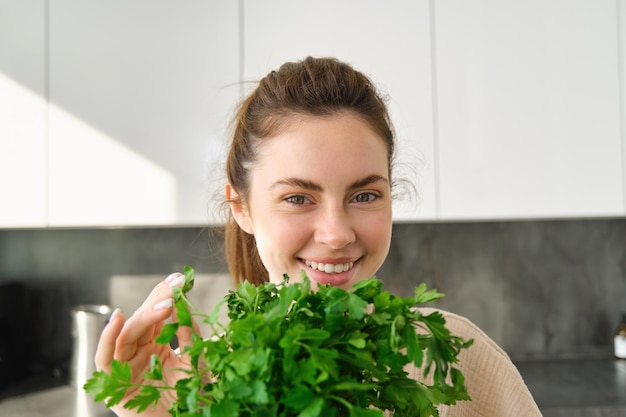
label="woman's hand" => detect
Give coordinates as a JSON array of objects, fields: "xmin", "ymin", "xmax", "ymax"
[{"xmin": 94, "ymin": 272, "xmax": 197, "ymax": 417}]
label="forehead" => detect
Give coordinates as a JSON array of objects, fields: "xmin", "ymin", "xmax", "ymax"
[{"xmin": 251, "ymin": 112, "xmax": 390, "ymax": 185}]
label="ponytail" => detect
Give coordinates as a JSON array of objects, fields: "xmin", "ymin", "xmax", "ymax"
[{"xmin": 224, "ymin": 213, "xmax": 267, "ymax": 286}]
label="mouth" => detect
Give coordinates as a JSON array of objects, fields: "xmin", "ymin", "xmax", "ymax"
[{"xmin": 302, "ymin": 259, "xmax": 355, "ymax": 274}]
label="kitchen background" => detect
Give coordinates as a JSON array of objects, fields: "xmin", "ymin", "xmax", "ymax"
[
  {"xmin": 2, "ymin": 0, "xmax": 626, "ymax": 413},
  {"xmin": 1, "ymin": 219, "xmax": 626, "ymax": 368}
]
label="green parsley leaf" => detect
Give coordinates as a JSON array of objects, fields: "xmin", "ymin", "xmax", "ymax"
[
  {"xmin": 156, "ymin": 322, "xmax": 179, "ymax": 345},
  {"xmin": 85, "ymin": 267, "xmax": 473, "ymax": 417}
]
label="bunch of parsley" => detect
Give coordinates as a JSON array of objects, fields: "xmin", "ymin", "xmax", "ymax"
[{"xmin": 85, "ymin": 267, "xmax": 472, "ymax": 417}]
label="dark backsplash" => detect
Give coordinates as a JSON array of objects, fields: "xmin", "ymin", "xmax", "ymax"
[
  {"xmin": 1, "ymin": 218, "xmax": 625, "ymax": 379},
  {"xmin": 379, "ymin": 219, "xmax": 626, "ymax": 359}
]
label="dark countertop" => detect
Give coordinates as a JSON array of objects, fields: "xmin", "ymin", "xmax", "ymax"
[
  {"xmin": 515, "ymin": 358, "xmax": 626, "ymax": 416},
  {"xmin": 2, "ymin": 358, "xmax": 625, "ymax": 416},
  {"xmin": 0, "ymin": 385, "xmax": 115, "ymax": 417}
]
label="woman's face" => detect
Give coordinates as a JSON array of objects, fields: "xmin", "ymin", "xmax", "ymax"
[{"xmin": 229, "ymin": 111, "xmax": 393, "ymax": 290}]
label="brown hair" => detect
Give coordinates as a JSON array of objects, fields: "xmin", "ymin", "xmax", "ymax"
[{"xmin": 225, "ymin": 56, "xmax": 396, "ymax": 285}]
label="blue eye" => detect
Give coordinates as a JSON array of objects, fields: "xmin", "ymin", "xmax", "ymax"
[
  {"xmin": 353, "ymin": 192, "xmax": 378, "ymax": 203},
  {"xmin": 286, "ymin": 195, "xmax": 308, "ymax": 205}
]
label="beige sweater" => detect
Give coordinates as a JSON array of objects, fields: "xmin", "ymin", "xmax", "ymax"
[{"xmin": 409, "ymin": 308, "xmax": 543, "ymax": 417}]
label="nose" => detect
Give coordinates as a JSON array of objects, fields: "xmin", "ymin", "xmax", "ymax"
[{"xmin": 314, "ymin": 204, "xmax": 356, "ymax": 249}]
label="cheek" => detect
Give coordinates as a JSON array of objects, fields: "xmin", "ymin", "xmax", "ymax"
[
  {"xmin": 359, "ymin": 213, "xmax": 392, "ymax": 257},
  {"xmin": 253, "ymin": 217, "xmax": 310, "ymax": 273},
  {"xmin": 256, "ymin": 217, "xmax": 306, "ymax": 250}
]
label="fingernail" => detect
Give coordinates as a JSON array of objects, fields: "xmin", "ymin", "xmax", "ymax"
[
  {"xmin": 165, "ymin": 272, "xmax": 182, "ymax": 282},
  {"xmin": 108, "ymin": 308, "xmax": 121, "ymax": 324},
  {"xmin": 153, "ymin": 298, "xmax": 174, "ymax": 311},
  {"xmin": 168, "ymin": 275, "xmax": 185, "ymax": 288}
]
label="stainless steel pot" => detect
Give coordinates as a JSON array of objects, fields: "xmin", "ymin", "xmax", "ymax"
[{"xmin": 69, "ymin": 304, "xmax": 112, "ymax": 389}]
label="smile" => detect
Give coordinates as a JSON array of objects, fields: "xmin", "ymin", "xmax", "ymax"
[{"xmin": 303, "ymin": 259, "xmax": 355, "ymax": 274}]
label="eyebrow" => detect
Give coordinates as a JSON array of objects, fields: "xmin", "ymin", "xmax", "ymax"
[
  {"xmin": 349, "ymin": 174, "xmax": 389, "ymax": 191},
  {"xmin": 270, "ymin": 174, "xmax": 389, "ymax": 192}
]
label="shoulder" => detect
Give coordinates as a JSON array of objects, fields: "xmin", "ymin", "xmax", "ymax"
[
  {"xmin": 413, "ymin": 308, "xmax": 543, "ymax": 417},
  {"xmin": 417, "ymin": 307, "xmax": 512, "ymax": 361}
]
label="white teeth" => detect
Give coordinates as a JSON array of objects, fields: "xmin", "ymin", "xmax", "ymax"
[{"xmin": 304, "ymin": 259, "xmax": 354, "ymax": 274}]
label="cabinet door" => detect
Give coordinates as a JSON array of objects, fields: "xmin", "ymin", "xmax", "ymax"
[
  {"xmin": 47, "ymin": 0, "xmax": 239, "ymax": 226},
  {"xmin": 0, "ymin": 0, "xmax": 47, "ymax": 227},
  {"xmin": 621, "ymin": 0, "xmax": 626, "ymax": 204},
  {"xmin": 435, "ymin": 0, "xmax": 624, "ymax": 219},
  {"xmin": 243, "ymin": 0, "xmax": 436, "ymax": 221}
]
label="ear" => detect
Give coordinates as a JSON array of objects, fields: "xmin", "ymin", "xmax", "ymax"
[{"xmin": 225, "ymin": 183, "xmax": 254, "ymax": 234}]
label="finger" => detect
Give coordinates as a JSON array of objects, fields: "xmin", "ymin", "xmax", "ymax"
[
  {"xmin": 114, "ymin": 273, "xmax": 183, "ymax": 361},
  {"xmin": 115, "ymin": 298, "xmax": 172, "ymax": 361},
  {"xmin": 94, "ymin": 308, "xmax": 124, "ymax": 371}
]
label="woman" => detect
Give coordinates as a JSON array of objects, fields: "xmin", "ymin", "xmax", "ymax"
[{"xmin": 96, "ymin": 57, "xmax": 542, "ymax": 416}]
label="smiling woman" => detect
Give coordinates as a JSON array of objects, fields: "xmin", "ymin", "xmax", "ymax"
[
  {"xmin": 94, "ymin": 57, "xmax": 543, "ymax": 417},
  {"xmin": 226, "ymin": 112, "xmax": 393, "ymax": 290},
  {"xmin": 224, "ymin": 57, "xmax": 396, "ymax": 287}
]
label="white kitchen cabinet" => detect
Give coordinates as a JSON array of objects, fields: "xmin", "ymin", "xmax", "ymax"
[
  {"xmin": 0, "ymin": 0, "xmax": 47, "ymax": 227},
  {"xmin": 3, "ymin": 1, "xmax": 624, "ymax": 228},
  {"xmin": 434, "ymin": 0, "xmax": 624, "ymax": 219},
  {"xmin": 46, "ymin": 0, "xmax": 239, "ymax": 226},
  {"xmin": 242, "ymin": 0, "xmax": 437, "ymax": 221},
  {"xmin": 621, "ymin": 0, "xmax": 626, "ymax": 206}
]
